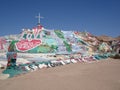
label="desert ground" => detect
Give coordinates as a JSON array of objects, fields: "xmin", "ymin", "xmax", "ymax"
[{"xmin": 0, "ymin": 58, "xmax": 120, "ymax": 90}]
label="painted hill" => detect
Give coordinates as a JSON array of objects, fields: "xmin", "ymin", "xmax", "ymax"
[{"xmin": 0, "ymin": 24, "xmax": 119, "ymax": 55}]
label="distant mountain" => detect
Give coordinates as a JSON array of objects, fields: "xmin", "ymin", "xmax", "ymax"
[
  {"xmin": 115, "ymin": 36, "xmax": 120, "ymax": 41},
  {"xmin": 96, "ymin": 35, "xmax": 116, "ymax": 41}
]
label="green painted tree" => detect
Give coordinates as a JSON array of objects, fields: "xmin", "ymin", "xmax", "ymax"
[
  {"xmin": 63, "ymin": 41, "xmax": 72, "ymax": 52},
  {"xmin": 54, "ymin": 30, "xmax": 64, "ymax": 39}
]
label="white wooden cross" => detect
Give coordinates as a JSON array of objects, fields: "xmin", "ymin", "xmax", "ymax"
[{"xmin": 36, "ymin": 13, "xmax": 43, "ymax": 24}]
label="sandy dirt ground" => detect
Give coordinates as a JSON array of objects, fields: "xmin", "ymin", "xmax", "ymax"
[{"xmin": 0, "ymin": 58, "xmax": 120, "ymax": 90}]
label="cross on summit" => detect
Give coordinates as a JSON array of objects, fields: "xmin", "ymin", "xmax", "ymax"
[
  {"xmin": 36, "ymin": 13, "xmax": 43, "ymax": 25},
  {"xmin": 35, "ymin": 13, "xmax": 44, "ymax": 30}
]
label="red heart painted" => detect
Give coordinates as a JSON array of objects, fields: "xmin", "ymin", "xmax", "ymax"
[{"xmin": 15, "ymin": 39, "xmax": 42, "ymax": 52}]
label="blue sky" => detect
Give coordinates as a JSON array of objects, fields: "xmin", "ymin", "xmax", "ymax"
[{"xmin": 0, "ymin": 0, "xmax": 120, "ymax": 37}]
